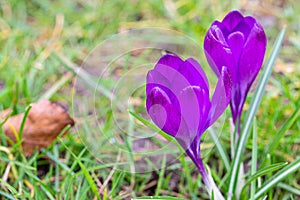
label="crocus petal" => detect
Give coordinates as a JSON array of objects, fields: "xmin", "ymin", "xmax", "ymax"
[
  {"xmin": 146, "ymin": 69, "xmax": 170, "ymax": 95},
  {"xmin": 232, "ymin": 16, "xmax": 253, "ymax": 40},
  {"xmin": 146, "ymin": 87, "xmax": 185, "ymax": 137},
  {"xmin": 204, "ymin": 22, "xmax": 235, "ymax": 79},
  {"xmin": 173, "ymin": 58, "xmax": 210, "ymax": 93},
  {"xmin": 238, "ymin": 19, "xmax": 267, "ymax": 91},
  {"xmin": 209, "ymin": 66, "xmax": 232, "ymax": 126},
  {"xmin": 185, "ymin": 58, "xmax": 210, "ymax": 92},
  {"xmin": 222, "ymin": 10, "xmax": 244, "ymax": 32},
  {"xmin": 230, "ymin": 21, "xmax": 267, "ymax": 124},
  {"xmin": 208, "ymin": 21, "xmax": 229, "ymax": 46},
  {"xmin": 154, "ymin": 54, "xmax": 185, "ymax": 81},
  {"xmin": 152, "ymin": 54, "xmax": 196, "ymax": 95},
  {"xmin": 178, "ymin": 85, "xmax": 210, "ymax": 134},
  {"xmin": 175, "ymin": 85, "xmax": 210, "ymax": 149},
  {"xmin": 230, "ymin": 84, "xmax": 243, "ymax": 125},
  {"xmin": 227, "ymin": 31, "xmax": 244, "ymax": 65}
]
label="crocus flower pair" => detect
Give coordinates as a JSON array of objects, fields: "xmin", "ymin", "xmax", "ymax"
[{"xmin": 145, "ymin": 10, "xmax": 267, "ymax": 196}]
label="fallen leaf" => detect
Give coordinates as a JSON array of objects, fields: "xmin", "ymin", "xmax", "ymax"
[{"xmin": 1, "ymin": 99, "xmax": 74, "ymax": 155}]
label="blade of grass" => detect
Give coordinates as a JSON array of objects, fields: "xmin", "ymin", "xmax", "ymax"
[
  {"xmin": 267, "ymin": 104, "xmax": 300, "ymax": 154},
  {"xmin": 250, "ymin": 118, "xmax": 258, "ymax": 200},
  {"xmin": 155, "ymin": 153, "xmax": 166, "ymax": 196},
  {"xmin": 126, "ymin": 104, "xmax": 136, "ymax": 186},
  {"xmin": 0, "ymin": 179, "xmax": 18, "ymax": 195},
  {"xmin": 128, "ymin": 110, "xmax": 179, "ymax": 148},
  {"xmin": 277, "ymin": 183, "xmax": 300, "ymax": 196},
  {"xmin": 12, "ymin": 81, "xmax": 19, "ymax": 115},
  {"xmin": 0, "ymin": 190, "xmax": 15, "ymax": 200},
  {"xmin": 18, "ymin": 105, "xmax": 32, "ymax": 142},
  {"xmin": 240, "ymin": 162, "xmax": 288, "ymax": 197},
  {"xmin": 54, "ymin": 145, "xmax": 60, "ymax": 192},
  {"xmin": 0, "ymin": 157, "xmax": 34, "ymax": 170},
  {"xmin": 109, "ymin": 172, "xmax": 125, "ymax": 197},
  {"xmin": 44, "ymin": 150, "xmax": 73, "ymax": 174},
  {"xmin": 227, "ymin": 28, "xmax": 286, "ymax": 199},
  {"xmin": 39, "ymin": 71, "xmax": 73, "ymax": 100},
  {"xmin": 74, "ymin": 176, "xmax": 84, "ymax": 200},
  {"xmin": 24, "ymin": 172, "xmax": 56, "ymax": 198},
  {"xmin": 77, "ymin": 177, "xmax": 93, "ymax": 200},
  {"xmin": 208, "ymin": 128, "xmax": 230, "ymax": 171},
  {"xmin": 134, "ymin": 196, "xmax": 185, "ymax": 200},
  {"xmin": 254, "ymin": 157, "xmax": 300, "ymax": 199},
  {"xmin": 63, "ymin": 176, "xmax": 74, "ymax": 200},
  {"xmin": 60, "ymin": 139, "xmax": 101, "ymax": 200},
  {"xmin": 53, "ymin": 52, "xmax": 114, "ymax": 100}
]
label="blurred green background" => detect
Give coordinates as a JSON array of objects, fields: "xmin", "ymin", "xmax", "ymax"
[{"xmin": 0, "ymin": 0, "xmax": 299, "ymax": 199}]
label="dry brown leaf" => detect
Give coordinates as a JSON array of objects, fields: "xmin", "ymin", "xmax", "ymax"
[{"xmin": 1, "ymin": 99, "xmax": 74, "ymax": 155}]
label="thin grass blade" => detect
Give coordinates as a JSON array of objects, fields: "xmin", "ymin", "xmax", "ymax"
[
  {"xmin": 128, "ymin": 110, "xmax": 179, "ymax": 147},
  {"xmin": 277, "ymin": 183, "xmax": 300, "ymax": 196},
  {"xmin": 254, "ymin": 157, "xmax": 300, "ymax": 199},
  {"xmin": 241, "ymin": 162, "xmax": 287, "ymax": 197},
  {"xmin": 53, "ymin": 52, "xmax": 114, "ymax": 100},
  {"xmin": 208, "ymin": 128, "xmax": 230, "ymax": 171},
  {"xmin": 267, "ymin": 104, "xmax": 300, "ymax": 154},
  {"xmin": 60, "ymin": 140, "xmax": 101, "ymax": 200},
  {"xmin": 250, "ymin": 118, "xmax": 258, "ymax": 199},
  {"xmin": 155, "ymin": 153, "xmax": 167, "ymax": 196},
  {"xmin": 134, "ymin": 196, "xmax": 185, "ymax": 200}
]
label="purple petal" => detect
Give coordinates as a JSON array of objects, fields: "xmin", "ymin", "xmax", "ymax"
[
  {"xmin": 153, "ymin": 54, "xmax": 184, "ymax": 84},
  {"xmin": 204, "ymin": 22, "xmax": 235, "ymax": 79},
  {"xmin": 208, "ymin": 21, "xmax": 229, "ymax": 46},
  {"xmin": 222, "ymin": 10, "xmax": 244, "ymax": 31},
  {"xmin": 230, "ymin": 84, "xmax": 243, "ymax": 125},
  {"xmin": 173, "ymin": 58, "xmax": 209, "ymax": 93},
  {"xmin": 185, "ymin": 58, "xmax": 209, "ymax": 91},
  {"xmin": 232, "ymin": 16, "xmax": 254, "ymax": 40},
  {"xmin": 146, "ymin": 87, "xmax": 185, "ymax": 137},
  {"xmin": 179, "ymin": 86, "xmax": 210, "ymax": 134},
  {"xmin": 230, "ymin": 19, "xmax": 266, "ymax": 125},
  {"xmin": 238, "ymin": 20, "xmax": 267, "ymax": 95},
  {"xmin": 227, "ymin": 31, "xmax": 244, "ymax": 65},
  {"xmin": 209, "ymin": 66, "xmax": 232, "ymax": 126},
  {"xmin": 146, "ymin": 69, "xmax": 170, "ymax": 95},
  {"xmin": 146, "ymin": 70, "xmax": 181, "ymax": 109},
  {"xmin": 176, "ymin": 85, "xmax": 210, "ymax": 149},
  {"xmin": 152, "ymin": 54, "xmax": 210, "ymax": 96}
]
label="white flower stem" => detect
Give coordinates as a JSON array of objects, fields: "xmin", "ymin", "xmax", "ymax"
[{"xmin": 186, "ymin": 149, "xmax": 225, "ymax": 200}]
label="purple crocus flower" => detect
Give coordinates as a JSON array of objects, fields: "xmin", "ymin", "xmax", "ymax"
[
  {"xmin": 204, "ymin": 10, "xmax": 267, "ymax": 133},
  {"xmin": 146, "ymin": 54, "xmax": 231, "ymax": 194}
]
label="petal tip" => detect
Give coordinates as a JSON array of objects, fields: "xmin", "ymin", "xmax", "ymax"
[{"xmin": 222, "ymin": 10, "xmax": 244, "ymax": 31}]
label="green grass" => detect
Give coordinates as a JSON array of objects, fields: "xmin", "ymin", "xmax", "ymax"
[{"xmin": 0, "ymin": 0, "xmax": 300, "ymax": 199}]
